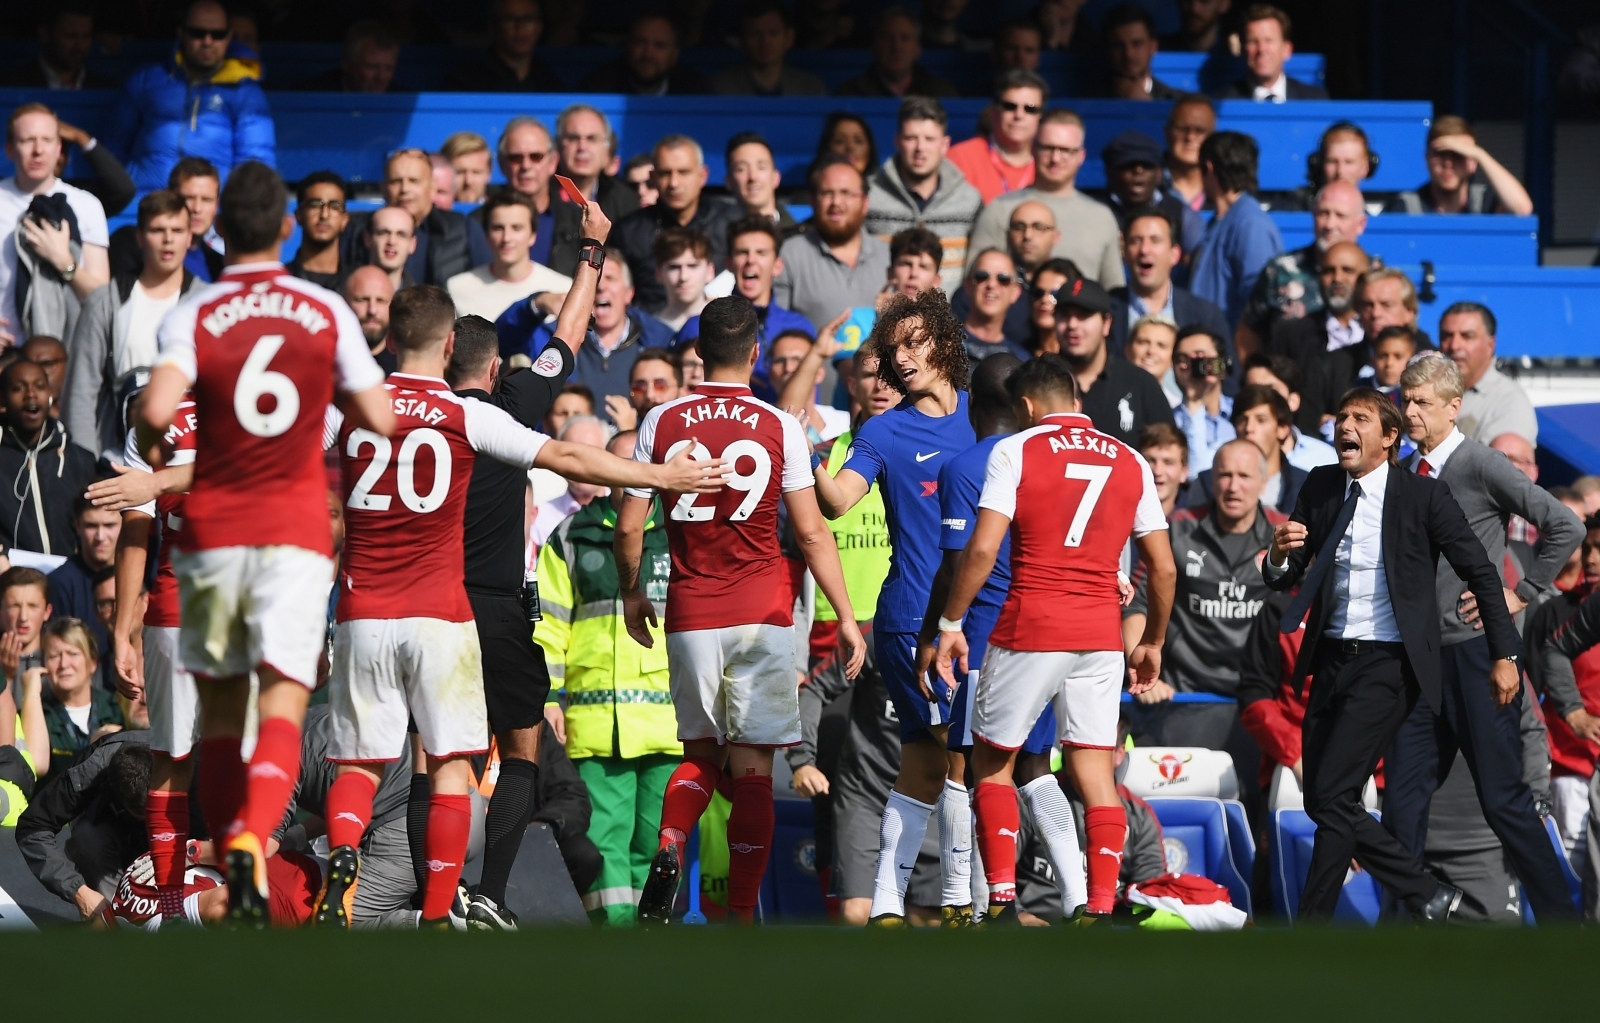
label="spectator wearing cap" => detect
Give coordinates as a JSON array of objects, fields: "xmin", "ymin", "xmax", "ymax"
[
  {"xmin": 1189, "ymin": 131, "xmax": 1282, "ymax": 332},
  {"xmin": 295, "ymin": 19, "xmax": 400, "ymax": 93},
  {"xmin": 1237, "ymin": 180, "xmax": 1367, "ymax": 358},
  {"xmin": 837, "ymin": 7, "xmax": 959, "ymax": 98},
  {"xmin": 724, "ymin": 134, "xmax": 803, "ymax": 240},
  {"xmin": 1260, "ymin": 240, "xmax": 1371, "ymax": 433},
  {"xmin": 1053, "ymin": 274, "xmax": 1174, "ymax": 447},
  {"xmin": 1170, "ymin": 326, "xmax": 1234, "ymax": 481},
  {"xmin": 578, "ymin": 13, "xmax": 711, "ymax": 95},
  {"xmin": 864, "ymin": 97, "xmax": 982, "ymax": 294},
  {"xmin": 613, "ymin": 136, "xmax": 740, "ymax": 315},
  {"xmin": 967, "ymin": 109, "xmax": 1125, "ymax": 288},
  {"xmin": 774, "ymin": 156, "xmax": 892, "ymax": 338},
  {"xmin": 445, "ymin": 0, "xmax": 563, "ymax": 92},
  {"xmin": 1109, "ymin": 207, "xmax": 1229, "ymax": 362},
  {"xmin": 551, "ymin": 105, "xmax": 641, "ymax": 275},
  {"xmin": 1098, "ymin": 130, "xmax": 1204, "ymax": 257},
  {"xmin": 712, "ymin": 1, "xmax": 827, "ymax": 97},
  {"xmin": 947, "ymin": 70, "xmax": 1046, "ymax": 204},
  {"xmin": 1186, "ymin": 383, "xmax": 1306, "ymax": 514},
  {"xmin": 1439, "ymin": 302, "xmax": 1537, "ymax": 446},
  {"xmin": 1098, "ymin": 4, "xmax": 1182, "ymax": 100},
  {"xmin": 1386, "ymin": 115, "xmax": 1534, "ymax": 216},
  {"xmin": 1209, "ymin": 4, "xmax": 1328, "ymax": 100}
]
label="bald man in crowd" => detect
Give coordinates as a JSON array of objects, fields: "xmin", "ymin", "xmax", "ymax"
[
  {"xmin": 342, "ymin": 265, "xmax": 397, "ymax": 374},
  {"xmin": 1237, "ymin": 179, "xmax": 1367, "ymax": 359},
  {"xmin": 1261, "ymin": 239, "xmax": 1370, "ymax": 433}
]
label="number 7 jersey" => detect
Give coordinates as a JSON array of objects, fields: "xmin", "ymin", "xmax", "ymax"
[
  {"xmin": 628, "ymin": 381, "xmax": 814, "ymax": 633},
  {"xmin": 156, "ymin": 263, "xmax": 385, "ymax": 557},
  {"xmin": 979, "ymin": 411, "xmax": 1167, "ymax": 652}
]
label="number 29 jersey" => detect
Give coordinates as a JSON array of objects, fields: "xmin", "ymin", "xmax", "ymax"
[
  {"xmin": 628, "ymin": 382, "xmax": 814, "ymax": 633},
  {"xmin": 979, "ymin": 412, "xmax": 1167, "ymax": 652},
  {"xmin": 156, "ymin": 263, "xmax": 385, "ymax": 557}
]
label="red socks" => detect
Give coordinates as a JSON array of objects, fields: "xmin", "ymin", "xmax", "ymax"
[
  {"xmin": 1084, "ymin": 804, "xmax": 1128, "ymax": 915},
  {"xmin": 146, "ymin": 789, "xmax": 189, "ymax": 919},
  {"xmin": 231, "ymin": 717, "xmax": 302, "ymax": 848},
  {"xmin": 727, "ymin": 774, "xmax": 774, "ymax": 917},
  {"xmin": 421, "ymin": 793, "xmax": 472, "ymax": 921},
  {"xmin": 325, "ymin": 772, "xmax": 377, "ymax": 850},
  {"xmin": 658, "ymin": 756, "xmax": 722, "ymax": 849},
  {"xmin": 974, "ymin": 782, "xmax": 1020, "ymax": 901},
  {"xmin": 198, "ymin": 736, "xmax": 245, "ymax": 846}
]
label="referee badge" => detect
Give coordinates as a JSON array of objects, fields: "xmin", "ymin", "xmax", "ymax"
[{"xmin": 532, "ymin": 347, "xmax": 564, "ymax": 378}]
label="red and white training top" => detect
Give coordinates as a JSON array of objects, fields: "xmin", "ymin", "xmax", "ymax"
[
  {"xmin": 979, "ymin": 412, "xmax": 1167, "ymax": 652},
  {"xmin": 124, "ymin": 396, "xmax": 198, "ymax": 629},
  {"xmin": 628, "ymin": 381, "xmax": 813, "ymax": 633},
  {"xmin": 156, "ymin": 262, "xmax": 385, "ymax": 557},
  {"xmin": 333, "ymin": 373, "xmax": 549, "ymax": 622}
]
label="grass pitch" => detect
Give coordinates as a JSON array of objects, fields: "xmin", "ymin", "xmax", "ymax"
[{"xmin": 4, "ymin": 923, "xmax": 1595, "ymax": 1019}]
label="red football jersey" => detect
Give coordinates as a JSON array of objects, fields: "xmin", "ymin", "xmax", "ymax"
[
  {"xmin": 335, "ymin": 373, "xmax": 548, "ymax": 622},
  {"xmin": 156, "ymin": 263, "xmax": 384, "ymax": 556},
  {"xmin": 125, "ymin": 397, "xmax": 198, "ymax": 628},
  {"xmin": 629, "ymin": 382, "xmax": 813, "ymax": 632},
  {"xmin": 980, "ymin": 412, "xmax": 1167, "ymax": 651}
]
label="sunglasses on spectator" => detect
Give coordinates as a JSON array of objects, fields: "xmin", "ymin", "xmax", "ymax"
[
  {"xmin": 302, "ymin": 198, "xmax": 345, "ymax": 213},
  {"xmin": 997, "ymin": 101, "xmax": 1042, "ymax": 115},
  {"xmin": 1030, "ymin": 286, "xmax": 1057, "ymax": 300},
  {"xmin": 631, "ymin": 380, "xmax": 675, "ymax": 393},
  {"xmin": 181, "ymin": 25, "xmax": 229, "ymax": 41},
  {"xmin": 506, "ymin": 151, "xmax": 551, "ymax": 164},
  {"xmin": 969, "ymin": 269, "xmax": 1015, "ymax": 286}
]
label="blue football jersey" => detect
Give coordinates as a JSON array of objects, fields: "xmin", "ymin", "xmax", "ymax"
[
  {"xmin": 938, "ymin": 434, "xmax": 1010, "ymax": 614},
  {"xmin": 843, "ymin": 392, "xmax": 976, "ymax": 633}
]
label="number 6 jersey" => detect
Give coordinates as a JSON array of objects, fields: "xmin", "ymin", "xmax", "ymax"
[
  {"xmin": 628, "ymin": 381, "xmax": 814, "ymax": 633},
  {"xmin": 979, "ymin": 411, "xmax": 1167, "ymax": 652},
  {"xmin": 156, "ymin": 263, "xmax": 385, "ymax": 557}
]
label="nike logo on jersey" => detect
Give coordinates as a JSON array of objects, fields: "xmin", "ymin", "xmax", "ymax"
[
  {"xmin": 915, "ymin": 451, "xmax": 940, "ymax": 462},
  {"xmin": 920, "ymin": 481, "xmax": 938, "ymax": 497},
  {"xmin": 426, "ymin": 859, "xmax": 459, "ymax": 872},
  {"xmin": 997, "ymin": 828, "xmax": 1020, "ymax": 840},
  {"xmin": 249, "ymin": 762, "xmax": 292, "ymax": 781},
  {"xmin": 1098, "ymin": 847, "xmax": 1124, "ymax": 864},
  {"xmin": 334, "ymin": 812, "xmax": 365, "ymax": 826}
]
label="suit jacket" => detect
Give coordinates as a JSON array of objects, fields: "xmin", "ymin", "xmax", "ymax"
[
  {"xmin": 1187, "ymin": 461, "xmax": 1307, "ymax": 516},
  {"xmin": 1262, "ymin": 462, "xmax": 1520, "ymax": 712},
  {"xmin": 1265, "ymin": 315, "xmax": 1366, "ymax": 437},
  {"xmin": 1108, "ymin": 286, "xmax": 1232, "ymax": 361},
  {"xmin": 1211, "ymin": 77, "xmax": 1330, "ymax": 100}
]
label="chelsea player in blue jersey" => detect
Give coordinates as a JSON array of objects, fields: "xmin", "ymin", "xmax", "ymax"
[{"xmin": 812, "ymin": 290, "xmax": 976, "ymax": 924}]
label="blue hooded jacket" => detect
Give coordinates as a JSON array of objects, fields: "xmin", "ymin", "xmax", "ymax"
[{"xmin": 103, "ymin": 44, "xmax": 276, "ymax": 190}]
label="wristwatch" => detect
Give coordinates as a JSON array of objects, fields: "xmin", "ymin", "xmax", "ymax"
[
  {"xmin": 1501, "ymin": 653, "xmax": 1519, "ymax": 665},
  {"xmin": 60, "ymin": 261, "xmax": 77, "ymax": 283},
  {"xmin": 578, "ymin": 239, "xmax": 605, "ymax": 271}
]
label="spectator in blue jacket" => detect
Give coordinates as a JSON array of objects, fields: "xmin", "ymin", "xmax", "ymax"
[
  {"xmin": 102, "ymin": 1, "xmax": 276, "ymax": 191},
  {"xmin": 1188, "ymin": 130, "xmax": 1282, "ymax": 334}
]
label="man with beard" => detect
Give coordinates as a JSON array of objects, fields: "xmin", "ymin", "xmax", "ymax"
[
  {"xmin": 342, "ymin": 267, "xmax": 397, "ymax": 375},
  {"xmin": 1262, "ymin": 241, "xmax": 1371, "ymax": 438},
  {"xmin": 774, "ymin": 156, "xmax": 891, "ymax": 338},
  {"xmin": 1236, "ymin": 180, "xmax": 1366, "ymax": 360}
]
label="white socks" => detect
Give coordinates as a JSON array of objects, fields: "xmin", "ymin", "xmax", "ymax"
[
  {"xmin": 937, "ymin": 779, "xmax": 973, "ymax": 907},
  {"xmin": 1019, "ymin": 774, "xmax": 1086, "ymax": 916},
  {"xmin": 869, "ymin": 790, "xmax": 936, "ymax": 920}
]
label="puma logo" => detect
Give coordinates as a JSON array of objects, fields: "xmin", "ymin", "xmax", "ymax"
[
  {"xmin": 1099, "ymin": 847, "xmax": 1124, "ymax": 864},
  {"xmin": 997, "ymin": 828, "xmax": 1020, "ymax": 841},
  {"xmin": 248, "ymin": 762, "xmax": 291, "ymax": 781},
  {"xmin": 334, "ymin": 812, "xmax": 365, "ymax": 826}
]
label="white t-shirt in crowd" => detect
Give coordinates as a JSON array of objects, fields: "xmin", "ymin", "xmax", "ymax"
[
  {"xmin": 446, "ymin": 262, "xmax": 573, "ymax": 323},
  {"xmin": 118, "ymin": 281, "xmax": 181, "ymax": 376},
  {"xmin": 64, "ymin": 701, "xmax": 92, "ymax": 734},
  {"xmin": 0, "ymin": 176, "xmax": 109, "ymax": 324}
]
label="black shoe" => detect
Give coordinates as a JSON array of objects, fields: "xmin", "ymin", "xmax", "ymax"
[
  {"xmin": 1416, "ymin": 882, "xmax": 1464, "ymax": 925},
  {"xmin": 638, "ymin": 843, "xmax": 682, "ymax": 925},
  {"xmin": 984, "ymin": 900, "xmax": 1021, "ymax": 926},
  {"xmin": 466, "ymin": 893, "xmax": 518, "ymax": 932},
  {"xmin": 314, "ymin": 845, "xmax": 361, "ymax": 929},
  {"xmin": 224, "ymin": 835, "xmax": 269, "ymax": 929}
]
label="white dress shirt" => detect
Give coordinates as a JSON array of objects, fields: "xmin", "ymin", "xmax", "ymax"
[
  {"xmin": 1325, "ymin": 459, "xmax": 1402, "ymax": 641},
  {"xmin": 1408, "ymin": 427, "xmax": 1465, "ymax": 477},
  {"xmin": 1252, "ymin": 75, "xmax": 1289, "ymax": 102},
  {"xmin": 1325, "ymin": 314, "xmax": 1364, "ymax": 352}
]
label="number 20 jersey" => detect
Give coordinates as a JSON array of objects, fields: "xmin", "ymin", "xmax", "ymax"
[
  {"xmin": 156, "ymin": 263, "xmax": 385, "ymax": 557},
  {"xmin": 979, "ymin": 412, "xmax": 1167, "ymax": 652},
  {"xmin": 629, "ymin": 382, "xmax": 814, "ymax": 633}
]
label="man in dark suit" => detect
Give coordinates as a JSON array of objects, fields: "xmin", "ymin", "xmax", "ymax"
[
  {"xmin": 1209, "ymin": 6, "xmax": 1329, "ymax": 101},
  {"xmin": 1262, "ymin": 387, "xmax": 1520, "ymax": 922},
  {"xmin": 1109, "ymin": 208, "xmax": 1230, "ymax": 362},
  {"xmin": 1387, "ymin": 355, "xmax": 1583, "ymax": 923}
]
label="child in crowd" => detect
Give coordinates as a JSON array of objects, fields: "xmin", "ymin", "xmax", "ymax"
[{"xmin": 1369, "ymin": 325, "xmax": 1420, "ymax": 398}]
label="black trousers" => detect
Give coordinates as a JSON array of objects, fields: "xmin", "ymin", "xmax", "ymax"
[
  {"xmin": 1300, "ymin": 640, "xmax": 1437, "ymax": 918},
  {"xmin": 1384, "ymin": 635, "xmax": 1579, "ymax": 922}
]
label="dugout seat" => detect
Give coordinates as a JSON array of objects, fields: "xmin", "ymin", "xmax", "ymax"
[
  {"xmin": 1272, "ymin": 809, "xmax": 1383, "ymax": 924},
  {"xmin": 1146, "ymin": 798, "xmax": 1254, "ymax": 918},
  {"xmin": 1120, "ymin": 747, "xmax": 1239, "ymax": 800}
]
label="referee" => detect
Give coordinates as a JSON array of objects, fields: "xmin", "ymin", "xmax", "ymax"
[{"xmin": 446, "ymin": 203, "xmax": 613, "ymax": 929}]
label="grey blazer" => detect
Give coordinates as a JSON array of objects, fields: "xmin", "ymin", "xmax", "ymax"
[{"xmin": 1409, "ymin": 433, "xmax": 1584, "ymax": 647}]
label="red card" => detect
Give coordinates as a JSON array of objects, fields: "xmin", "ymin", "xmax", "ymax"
[{"xmin": 555, "ymin": 174, "xmax": 588, "ymax": 206}]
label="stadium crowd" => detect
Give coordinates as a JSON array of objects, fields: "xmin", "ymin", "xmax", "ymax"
[{"xmin": 0, "ymin": 0, "xmax": 1595, "ymax": 930}]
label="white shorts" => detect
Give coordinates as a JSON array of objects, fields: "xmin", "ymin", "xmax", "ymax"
[
  {"xmin": 973, "ymin": 646, "xmax": 1125, "ymax": 751},
  {"xmin": 327, "ymin": 617, "xmax": 488, "ymax": 762},
  {"xmin": 172, "ymin": 545, "xmax": 334, "ymax": 688},
  {"xmin": 667, "ymin": 624, "xmax": 800, "ymax": 747},
  {"xmin": 144, "ymin": 625, "xmax": 199, "ymax": 759}
]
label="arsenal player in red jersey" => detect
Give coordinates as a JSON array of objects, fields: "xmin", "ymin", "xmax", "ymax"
[
  {"xmin": 618, "ymin": 296, "xmax": 866, "ymax": 925},
  {"xmin": 316, "ymin": 285, "xmax": 726, "ymax": 929},
  {"xmin": 136, "ymin": 162, "xmax": 399, "ymax": 926},
  {"xmin": 934, "ymin": 355, "xmax": 1176, "ymax": 924}
]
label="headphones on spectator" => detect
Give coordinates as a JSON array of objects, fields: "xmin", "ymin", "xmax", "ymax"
[{"xmin": 1307, "ymin": 122, "xmax": 1380, "ymax": 188}]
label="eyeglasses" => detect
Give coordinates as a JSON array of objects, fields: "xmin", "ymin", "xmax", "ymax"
[
  {"xmin": 997, "ymin": 101, "xmax": 1042, "ymax": 115},
  {"xmin": 506, "ymin": 151, "xmax": 551, "ymax": 164},
  {"xmin": 1034, "ymin": 144, "xmax": 1084, "ymax": 158},
  {"xmin": 969, "ymin": 269, "xmax": 1015, "ymax": 286},
  {"xmin": 1008, "ymin": 220, "xmax": 1054, "ymax": 235},
  {"xmin": 302, "ymin": 198, "xmax": 346, "ymax": 214},
  {"xmin": 1030, "ymin": 286, "xmax": 1058, "ymax": 301},
  {"xmin": 1169, "ymin": 125, "xmax": 1210, "ymax": 139},
  {"xmin": 631, "ymin": 379, "xmax": 675, "ymax": 394},
  {"xmin": 181, "ymin": 25, "xmax": 229, "ymax": 41}
]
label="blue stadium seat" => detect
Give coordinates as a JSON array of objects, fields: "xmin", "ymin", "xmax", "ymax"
[
  {"xmin": 1271, "ymin": 809, "xmax": 1383, "ymax": 925},
  {"xmin": 1390, "ymin": 264, "xmax": 1600, "ymax": 358},
  {"xmin": 1223, "ymin": 799, "xmax": 1256, "ymax": 891},
  {"xmin": 769, "ymin": 796, "xmax": 826, "ymax": 920},
  {"xmin": 1274, "ymin": 213, "xmax": 1541, "ymax": 268},
  {"xmin": 1145, "ymin": 797, "xmax": 1253, "ymax": 918}
]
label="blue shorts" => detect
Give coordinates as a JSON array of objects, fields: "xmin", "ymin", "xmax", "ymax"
[
  {"xmin": 877, "ymin": 629, "xmax": 954, "ymax": 743},
  {"xmin": 947, "ymin": 608, "xmax": 1057, "ymax": 755}
]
